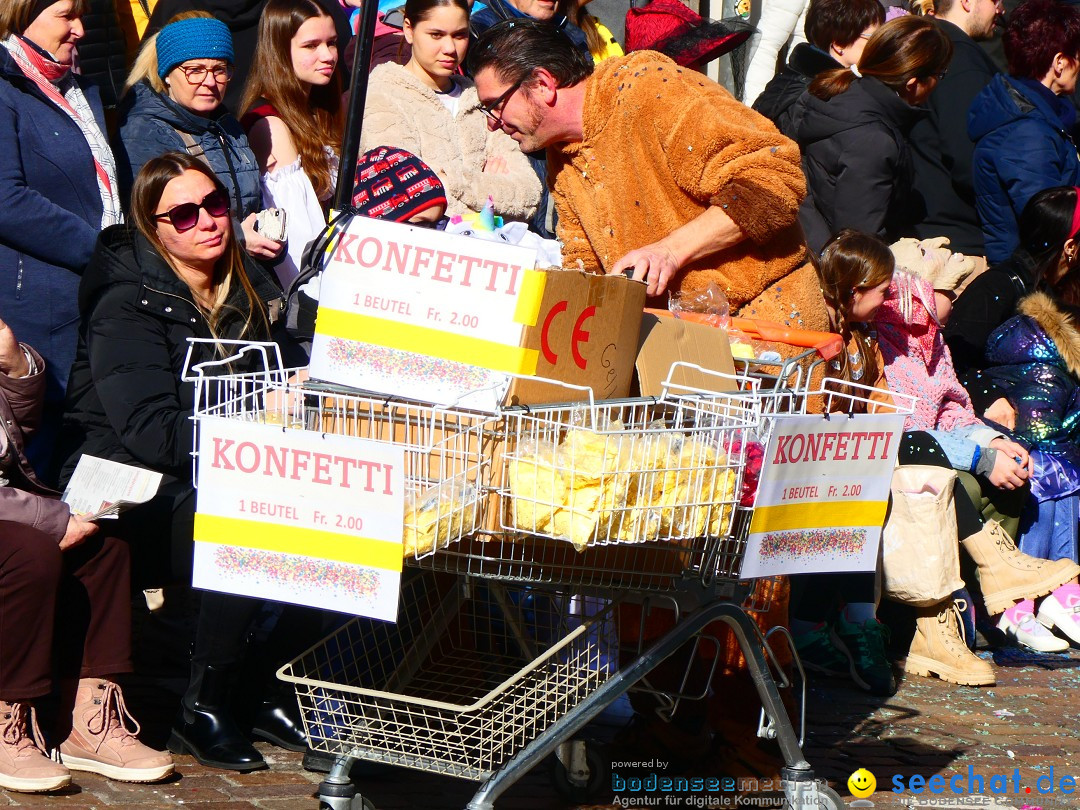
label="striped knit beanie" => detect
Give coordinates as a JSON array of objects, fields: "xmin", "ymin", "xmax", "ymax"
[{"xmin": 156, "ymin": 18, "xmax": 235, "ymax": 79}]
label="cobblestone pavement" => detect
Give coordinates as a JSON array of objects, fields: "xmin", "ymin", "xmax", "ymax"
[{"xmin": 3, "ymin": 637, "xmax": 1078, "ymax": 809}]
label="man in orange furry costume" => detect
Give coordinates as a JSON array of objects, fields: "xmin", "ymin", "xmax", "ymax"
[
  {"xmin": 470, "ymin": 18, "xmax": 829, "ymax": 337},
  {"xmin": 472, "ymin": 21, "xmax": 813, "ymax": 775}
]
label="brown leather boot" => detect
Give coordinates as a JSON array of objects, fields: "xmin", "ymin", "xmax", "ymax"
[
  {"xmin": 903, "ymin": 600, "xmax": 995, "ymax": 687},
  {"xmin": 58, "ymin": 679, "xmax": 173, "ymax": 783},
  {"xmin": 0, "ymin": 701, "xmax": 70, "ymax": 792},
  {"xmin": 960, "ymin": 521, "xmax": 1080, "ymax": 615}
]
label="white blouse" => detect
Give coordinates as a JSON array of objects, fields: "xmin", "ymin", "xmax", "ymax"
[{"xmin": 260, "ymin": 150, "xmax": 338, "ymax": 290}]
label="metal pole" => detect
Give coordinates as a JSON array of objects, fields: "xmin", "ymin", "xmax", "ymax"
[{"xmin": 332, "ymin": 0, "xmax": 381, "ymax": 211}]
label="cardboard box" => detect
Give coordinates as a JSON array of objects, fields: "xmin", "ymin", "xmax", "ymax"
[
  {"xmin": 635, "ymin": 311, "xmax": 737, "ymax": 397},
  {"xmin": 308, "ymin": 217, "xmax": 646, "ymax": 411}
]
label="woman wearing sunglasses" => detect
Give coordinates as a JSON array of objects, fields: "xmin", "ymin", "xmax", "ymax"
[
  {"xmin": 56, "ymin": 152, "xmax": 302, "ymax": 773},
  {"xmin": 360, "ymin": 0, "xmax": 540, "ymax": 222},
  {"xmin": 117, "ymin": 13, "xmax": 284, "ymax": 261}
]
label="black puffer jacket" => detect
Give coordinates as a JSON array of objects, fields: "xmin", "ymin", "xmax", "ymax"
[
  {"xmin": 797, "ymin": 76, "xmax": 927, "ymax": 252},
  {"xmin": 77, "ymin": 0, "xmax": 128, "ymax": 110},
  {"xmin": 55, "ymin": 224, "xmax": 284, "ymax": 484},
  {"xmin": 945, "ymin": 249, "xmax": 1038, "ymax": 372},
  {"xmin": 752, "ymin": 43, "xmax": 840, "ymax": 141}
]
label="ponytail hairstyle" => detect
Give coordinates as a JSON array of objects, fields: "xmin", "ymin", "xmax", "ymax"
[
  {"xmin": 130, "ymin": 152, "xmax": 270, "ymax": 343},
  {"xmin": 240, "ymin": 0, "xmax": 344, "ymax": 200},
  {"xmin": 810, "ymin": 15, "xmax": 952, "ymax": 101},
  {"xmin": 1018, "ymin": 186, "xmax": 1080, "ymax": 309},
  {"xmin": 124, "ymin": 10, "xmax": 214, "ymax": 95},
  {"xmin": 814, "ymin": 229, "xmax": 895, "ymax": 389}
]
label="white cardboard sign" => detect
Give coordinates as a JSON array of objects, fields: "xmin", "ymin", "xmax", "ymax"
[
  {"xmin": 309, "ymin": 217, "xmax": 540, "ymax": 410},
  {"xmin": 193, "ymin": 416, "xmax": 406, "ymax": 620},
  {"xmin": 740, "ymin": 413, "xmax": 905, "ymax": 578}
]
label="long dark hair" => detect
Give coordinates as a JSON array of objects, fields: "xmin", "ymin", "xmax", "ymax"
[
  {"xmin": 1019, "ymin": 186, "xmax": 1080, "ymax": 308},
  {"xmin": 810, "ymin": 15, "xmax": 952, "ymax": 101},
  {"xmin": 240, "ymin": 0, "xmax": 343, "ymax": 200},
  {"xmin": 131, "ymin": 152, "xmax": 269, "ymax": 341}
]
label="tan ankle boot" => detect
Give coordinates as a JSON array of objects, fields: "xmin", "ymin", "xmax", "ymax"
[
  {"xmin": 0, "ymin": 701, "xmax": 70, "ymax": 793},
  {"xmin": 961, "ymin": 521, "xmax": 1080, "ymax": 615},
  {"xmin": 58, "ymin": 679, "xmax": 173, "ymax": 783},
  {"xmin": 904, "ymin": 600, "xmax": 995, "ymax": 686}
]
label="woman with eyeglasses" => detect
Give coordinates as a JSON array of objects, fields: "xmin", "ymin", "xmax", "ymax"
[
  {"xmin": 116, "ymin": 14, "xmax": 284, "ymax": 261},
  {"xmin": 240, "ymin": 0, "xmax": 344, "ymax": 289},
  {"xmin": 360, "ymin": 0, "xmax": 540, "ymax": 222},
  {"xmin": 56, "ymin": 152, "xmax": 304, "ymax": 773},
  {"xmin": 796, "ymin": 15, "xmax": 953, "ymax": 252},
  {"xmin": 0, "ymin": 0, "xmax": 123, "ymax": 473}
]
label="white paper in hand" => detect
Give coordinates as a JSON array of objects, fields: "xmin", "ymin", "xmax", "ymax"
[{"xmin": 61, "ymin": 455, "xmax": 163, "ymax": 520}]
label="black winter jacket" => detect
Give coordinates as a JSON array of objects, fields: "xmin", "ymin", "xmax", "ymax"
[
  {"xmin": 797, "ymin": 77, "xmax": 927, "ymax": 253},
  {"xmin": 55, "ymin": 225, "xmax": 284, "ymax": 484},
  {"xmin": 77, "ymin": 0, "xmax": 128, "ymax": 110},
  {"xmin": 944, "ymin": 250, "xmax": 1038, "ymax": 374},
  {"xmin": 752, "ymin": 43, "xmax": 839, "ymax": 141},
  {"xmin": 909, "ymin": 19, "xmax": 999, "ymax": 255}
]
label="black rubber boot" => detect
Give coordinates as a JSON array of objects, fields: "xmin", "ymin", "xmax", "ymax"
[
  {"xmin": 168, "ymin": 664, "xmax": 267, "ymax": 771},
  {"xmin": 251, "ymin": 692, "xmax": 307, "ymax": 752}
]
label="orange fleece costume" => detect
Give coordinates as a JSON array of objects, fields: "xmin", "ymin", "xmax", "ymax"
[{"xmin": 548, "ymin": 50, "xmax": 829, "ymax": 334}]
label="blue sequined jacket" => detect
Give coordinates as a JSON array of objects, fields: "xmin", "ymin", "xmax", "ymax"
[{"xmin": 984, "ymin": 291, "xmax": 1080, "ymax": 500}]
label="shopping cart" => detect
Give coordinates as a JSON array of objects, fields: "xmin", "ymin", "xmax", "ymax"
[{"xmin": 185, "ymin": 340, "xmax": 913, "ymax": 810}]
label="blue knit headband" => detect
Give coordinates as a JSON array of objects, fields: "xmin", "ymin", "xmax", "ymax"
[{"xmin": 156, "ymin": 18, "xmax": 235, "ymax": 79}]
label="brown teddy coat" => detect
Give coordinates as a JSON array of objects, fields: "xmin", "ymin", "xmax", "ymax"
[{"xmin": 548, "ymin": 51, "xmax": 829, "ymax": 335}]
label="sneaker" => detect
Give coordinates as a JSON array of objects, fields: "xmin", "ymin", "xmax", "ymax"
[
  {"xmin": 832, "ymin": 616, "xmax": 897, "ymax": 696},
  {"xmin": 1037, "ymin": 584, "xmax": 1080, "ymax": 646},
  {"xmin": 58, "ymin": 679, "xmax": 174, "ymax": 783},
  {"xmin": 0, "ymin": 701, "xmax": 71, "ymax": 793},
  {"xmin": 792, "ymin": 622, "xmax": 848, "ymax": 677},
  {"xmin": 998, "ymin": 601, "xmax": 1068, "ymax": 653}
]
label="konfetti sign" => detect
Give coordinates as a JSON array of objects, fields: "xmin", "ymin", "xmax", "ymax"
[
  {"xmin": 309, "ymin": 217, "xmax": 540, "ymax": 411},
  {"xmin": 741, "ymin": 412, "xmax": 905, "ymax": 577},
  {"xmin": 192, "ymin": 416, "xmax": 405, "ymax": 620}
]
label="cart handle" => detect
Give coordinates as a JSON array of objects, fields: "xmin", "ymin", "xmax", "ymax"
[
  {"xmin": 180, "ymin": 339, "xmax": 284, "ymax": 382},
  {"xmin": 644, "ymin": 308, "xmax": 844, "ymax": 361}
]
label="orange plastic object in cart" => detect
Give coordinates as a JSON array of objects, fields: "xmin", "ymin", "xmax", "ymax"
[{"xmin": 643, "ymin": 308, "xmax": 843, "ymax": 361}]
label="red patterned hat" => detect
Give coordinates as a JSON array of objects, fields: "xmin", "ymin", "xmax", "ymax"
[
  {"xmin": 351, "ymin": 147, "xmax": 447, "ymax": 223},
  {"xmin": 625, "ymin": 0, "xmax": 754, "ymax": 68}
]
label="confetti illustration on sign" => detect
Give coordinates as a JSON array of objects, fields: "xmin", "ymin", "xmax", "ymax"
[
  {"xmin": 325, "ymin": 339, "xmax": 498, "ymax": 391},
  {"xmin": 213, "ymin": 545, "xmax": 383, "ymax": 601},
  {"xmin": 759, "ymin": 528, "xmax": 867, "ymax": 561}
]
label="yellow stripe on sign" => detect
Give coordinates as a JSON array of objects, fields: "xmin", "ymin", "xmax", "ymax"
[
  {"xmin": 316, "ymin": 308, "xmax": 540, "ymax": 375},
  {"xmin": 749, "ymin": 501, "xmax": 888, "ymax": 533},
  {"xmin": 194, "ymin": 514, "xmax": 403, "ymax": 572},
  {"xmin": 513, "ymin": 269, "xmax": 547, "ymax": 327}
]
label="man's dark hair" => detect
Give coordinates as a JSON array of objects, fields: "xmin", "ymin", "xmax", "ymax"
[
  {"xmin": 468, "ymin": 18, "xmax": 594, "ymax": 87},
  {"xmin": 804, "ymin": 0, "xmax": 885, "ymax": 51}
]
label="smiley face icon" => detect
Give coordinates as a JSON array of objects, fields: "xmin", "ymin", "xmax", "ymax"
[{"xmin": 848, "ymin": 768, "xmax": 877, "ymax": 798}]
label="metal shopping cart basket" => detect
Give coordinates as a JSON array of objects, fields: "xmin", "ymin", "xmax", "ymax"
[{"xmin": 185, "ymin": 340, "xmax": 912, "ymax": 810}]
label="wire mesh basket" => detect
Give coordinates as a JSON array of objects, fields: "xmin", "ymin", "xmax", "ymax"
[
  {"xmin": 184, "ymin": 342, "xmax": 498, "ymax": 557},
  {"xmin": 279, "ymin": 574, "xmax": 617, "ymax": 780},
  {"xmin": 410, "ymin": 385, "xmax": 764, "ymax": 594}
]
